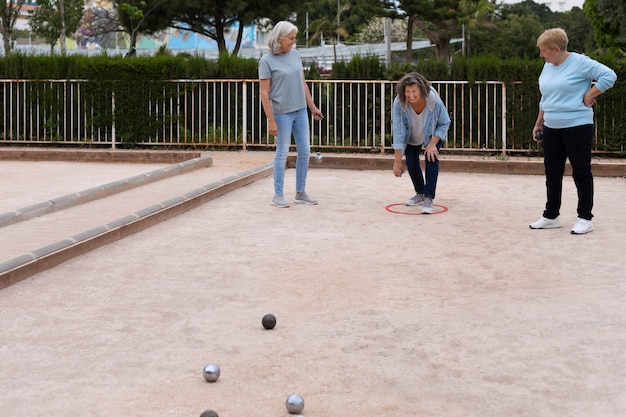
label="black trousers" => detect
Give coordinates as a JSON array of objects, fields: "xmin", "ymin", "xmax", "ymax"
[{"xmin": 541, "ymin": 124, "xmax": 594, "ymax": 221}]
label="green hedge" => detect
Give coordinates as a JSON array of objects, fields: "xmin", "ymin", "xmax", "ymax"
[
  {"xmin": 0, "ymin": 54, "xmax": 623, "ymax": 152},
  {"xmin": 0, "ymin": 54, "xmax": 259, "ymax": 80},
  {"xmin": 1, "ymin": 53, "xmax": 622, "ymax": 83}
]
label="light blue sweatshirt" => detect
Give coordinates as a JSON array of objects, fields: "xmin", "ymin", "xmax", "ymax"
[{"xmin": 539, "ymin": 52, "xmax": 617, "ymax": 129}]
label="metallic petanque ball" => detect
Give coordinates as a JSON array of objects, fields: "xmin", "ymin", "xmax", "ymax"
[
  {"xmin": 262, "ymin": 313, "xmax": 277, "ymax": 330},
  {"xmin": 202, "ymin": 363, "xmax": 220, "ymax": 382},
  {"xmin": 314, "ymin": 152, "xmax": 323, "ymax": 163},
  {"xmin": 535, "ymin": 131, "xmax": 543, "ymax": 140},
  {"xmin": 200, "ymin": 410, "xmax": 219, "ymax": 417},
  {"xmin": 285, "ymin": 393, "xmax": 305, "ymax": 414}
]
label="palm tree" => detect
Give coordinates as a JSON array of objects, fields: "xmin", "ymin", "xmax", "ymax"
[{"xmin": 307, "ymin": 1, "xmax": 351, "ymax": 62}]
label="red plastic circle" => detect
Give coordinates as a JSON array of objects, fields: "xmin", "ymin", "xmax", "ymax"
[{"xmin": 385, "ymin": 203, "xmax": 449, "ymax": 215}]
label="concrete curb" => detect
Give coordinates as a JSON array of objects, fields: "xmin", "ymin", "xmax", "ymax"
[
  {"xmin": 0, "ymin": 155, "xmax": 213, "ymax": 228},
  {"xmin": 0, "ymin": 163, "xmax": 272, "ymax": 290},
  {"xmin": 0, "ymin": 148, "xmax": 203, "ymax": 164},
  {"xmin": 299, "ymin": 155, "xmax": 626, "ymax": 177}
]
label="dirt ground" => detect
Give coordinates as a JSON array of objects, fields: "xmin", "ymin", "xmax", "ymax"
[{"xmin": 1, "ymin": 168, "xmax": 625, "ymax": 417}]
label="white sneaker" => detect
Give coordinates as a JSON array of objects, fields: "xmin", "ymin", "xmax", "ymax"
[
  {"xmin": 571, "ymin": 218, "xmax": 593, "ymax": 235},
  {"xmin": 529, "ymin": 216, "xmax": 561, "ymax": 229}
]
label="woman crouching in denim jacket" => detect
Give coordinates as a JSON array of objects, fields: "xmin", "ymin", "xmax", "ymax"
[{"xmin": 392, "ymin": 72, "xmax": 451, "ymax": 214}]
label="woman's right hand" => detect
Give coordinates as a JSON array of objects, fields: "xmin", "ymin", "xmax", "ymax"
[
  {"xmin": 268, "ymin": 121, "xmax": 278, "ymax": 136},
  {"xmin": 393, "ymin": 161, "xmax": 404, "ymax": 177}
]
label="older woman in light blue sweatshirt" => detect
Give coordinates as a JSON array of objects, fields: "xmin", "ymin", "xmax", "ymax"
[
  {"xmin": 392, "ymin": 72, "xmax": 451, "ymax": 214},
  {"xmin": 529, "ymin": 28, "xmax": 617, "ymax": 235}
]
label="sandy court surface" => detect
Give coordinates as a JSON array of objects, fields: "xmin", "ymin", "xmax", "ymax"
[{"xmin": 1, "ymin": 168, "xmax": 625, "ymax": 417}]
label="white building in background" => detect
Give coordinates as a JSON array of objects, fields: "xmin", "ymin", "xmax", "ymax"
[{"xmin": 499, "ymin": 0, "xmax": 585, "ymax": 12}]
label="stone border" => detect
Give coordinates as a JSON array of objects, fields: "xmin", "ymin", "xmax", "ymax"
[
  {"xmin": 299, "ymin": 155, "xmax": 626, "ymax": 177},
  {"xmin": 0, "ymin": 148, "xmax": 203, "ymax": 164},
  {"xmin": 0, "ymin": 163, "xmax": 272, "ymax": 290},
  {"xmin": 0, "ymin": 156, "xmax": 213, "ymax": 228}
]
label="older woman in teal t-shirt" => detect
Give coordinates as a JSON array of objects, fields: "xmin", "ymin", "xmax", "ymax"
[{"xmin": 259, "ymin": 21, "xmax": 324, "ymax": 208}]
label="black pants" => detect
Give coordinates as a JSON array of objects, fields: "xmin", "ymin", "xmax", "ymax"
[{"xmin": 541, "ymin": 124, "xmax": 594, "ymax": 221}]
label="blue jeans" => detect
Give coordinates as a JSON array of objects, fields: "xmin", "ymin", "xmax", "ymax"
[
  {"xmin": 405, "ymin": 143, "xmax": 440, "ymax": 199},
  {"xmin": 273, "ymin": 108, "xmax": 311, "ymax": 196},
  {"xmin": 541, "ymin": 124, "xmax": 594, "ymax": 220}
]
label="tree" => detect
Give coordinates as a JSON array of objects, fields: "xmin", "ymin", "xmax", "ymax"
[
  {"xmin": 496, "ymin": 0, "xmax": 557, "ymax": 27},
  {"xmin": 168, "ymin": 0, "xmax": 292, "ymax": 57},
  {"xmin": 307, "ymin": 1, "xmax": 351, "ymax": 61},
  {"xmin": 295, "ymin": 0, "xmax": 393, "ymax": 45},
  {"xmin": 76, "ymin": 5, "xmax": 122, "ymax": 49},
  {"xmin": 396, "ymin": 0, "xmax": 493, "ymax": 64},
  {"xmin": 357, "ymin": 16, "xmax": 407, "ymax": 43},
  {"xmin": 29, "ymin": 0, "xmax": 85, "ymax": 55},
  {"xmin": 556, "ymin": 7, "xmax": 596, "ymax": 53},
  {"xmin": 116, "ymin": 0, "xmax": 172, "ymax": 56},
  {"xmin": 584, "ymin": 0, "xmax": 626, "ymax": 52},
  {"xmin": 0, "ymin": 0, "xmax": 26, "ymax": 55}
]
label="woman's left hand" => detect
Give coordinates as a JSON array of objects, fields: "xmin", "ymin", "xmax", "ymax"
[
  {"xmin": 583, "ymin": 91, "xmax": 597, "ymax": 107},
  {"xmin": 312, "ymin": 108, "xmax": 324, "ymax": 121},
  {"xmin": 425, "ymin": 145, "xmax": 439, "ymax": 162}
]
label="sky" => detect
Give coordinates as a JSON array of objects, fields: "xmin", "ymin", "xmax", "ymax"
[{"xmin": 500, "ymin": 0, "xmax": 585, "ymax": 12}]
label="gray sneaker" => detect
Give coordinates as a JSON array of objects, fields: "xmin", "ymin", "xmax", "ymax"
[
  {"xmin": 294, "ymin": 192, "xmax": 318, "ymax": 205},
  {"xmin": 271, "ymin": 195, "xmax": 290, "ymax": 208},
  {"xmin": 405, "ymin": 193, "xmax": 425, "ymax": 206},
  {"xmin": 422, "ymin": 198, "xmax": 434, "ymax": 214}
]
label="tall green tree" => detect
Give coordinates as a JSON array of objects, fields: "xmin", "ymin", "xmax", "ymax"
[
  {"xmin": 168, "ymin": 0, "xmax": 292, "ymax": 56},
  {"xmin": 467, "ymin": 1, "xmax": 595, "ymax": 58},
  {"xmin": 295, "ymin": 0, "xmax": 393, "ymax": 45},
  {"xmin": 497, "ymin": 0, "xmax": 557, "ymax": 27},
  {"xmin": 584, "ymin": 0, "xmax": 626, "ymax": 52},
  {"xmin": 0, "ymin": 0, "xmax": 26, "ymax": 55},
  {"xmin": 116, "ymin": 0, "xmax": 172, "ymax": 56},
  {"xmin": 396, "ymin": 0, "xmax": 492, "ymax": 64},
  {"xmin": 29, "ymin": 0, "xmax": 85, "ymax": 55},
  {"xmin": 556, "ymin": 7, "xmax": 596, "ymax": 53},
  {"xmin": 306, "ymin": 1, "xmax": 351, "ymax": 58}
]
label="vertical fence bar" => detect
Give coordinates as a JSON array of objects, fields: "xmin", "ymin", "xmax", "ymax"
[
  {"xmin": 500, "ymin": 83, "xmax": 507, "ymax": 157},
  {"xmin": 111, "ymin": 90, "xmax": 116, "ymax": 149},
  {"xmin": 242, "ymin": 80, "xmax": 247, "ymax": 150}
]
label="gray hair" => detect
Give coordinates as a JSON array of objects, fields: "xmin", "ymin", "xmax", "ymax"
[
  {"xmin": 396, "ymin": 72, "xmax": 431, "ymax": 108},
  {"xmin": 267, "ymin": 21, "xmax": 299, "ymax": 54}
]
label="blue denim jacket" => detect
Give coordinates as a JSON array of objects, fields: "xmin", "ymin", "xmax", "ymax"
[{"xmin": 392, "ymin": 87, "xmax": 451, "ymax": 151}]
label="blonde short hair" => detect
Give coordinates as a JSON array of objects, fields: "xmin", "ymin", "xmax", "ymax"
[
  {"xmin": 537, "ymin": 28, "xmax": 569, "ymax": 51},
  {"xmin": 267, "ymin": 21, "xmax": 298, "ymax": 54}
]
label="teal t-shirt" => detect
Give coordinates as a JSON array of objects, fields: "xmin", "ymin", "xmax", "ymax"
[{"xmin": 258, "ymin": 49, "xmax": 306, "ymax": 114}]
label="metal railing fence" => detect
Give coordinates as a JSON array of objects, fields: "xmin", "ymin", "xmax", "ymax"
[{"xmin": 1, "ymin": 79, "xmax": 623, "ymax": 154}]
